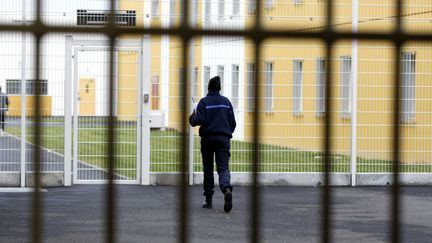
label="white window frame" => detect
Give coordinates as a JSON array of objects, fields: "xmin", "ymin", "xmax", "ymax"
[
  {"xmin": 217, "ymin": 65, "xmax": 224, "ymax": 94},
  {"xmin": 152, "ymin": 0, "xmax": 159, "ymax": 17},
  {"xmin": 178, "ymin": 68, "xmax": 184, "ymax": 109},
  {"xmin": 316, "ymin": 58, "xmax": 326, "ymax": 115},
  {"xmin": 218, "ymin": 0, "xmax": 224, "ymax": 20},
  {"xmin": 266, "ymin": 0, "xmax": 276, "ymax": 9},
  {"xmin": 340, "ymin": 56, "xmax": 352, "ymax": 118},
  {"xmin": 248, "ymin": 0, "xmax": 256, "ymax": 14},
  {"xmin": 293, "ymin": 60, "xmax": 303, "ymax": 115},
  {"xmin": 233, "ymin": 0, "xmax": 240, "ymax": 16},
  {"xmin": 264, "ymin": 61, "xmax": 274, "ymax": 112},
  {"xmin": 203, "ymin": 66, "xmax": 211, "ymax": 97},
  {"xmin": 232, "ymin": 64, "xmax": 240, "ymax": 110},
  {"xmin": 194, "ymin": 67, "xmax": 199, "ymax": 98},
  {"xmin": 169, "ymin": 0, "xmax": 175, "ymax": 26},
  {"xmin": 400, "ymin": 52, "xmax": 416, "ymax": 123},
  {"xmin": 205, "ymin": 0, "xmax": 211, "ymax": 23}
]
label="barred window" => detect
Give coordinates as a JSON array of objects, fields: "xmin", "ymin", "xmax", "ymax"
[
  {"xmin": 203, "ymin": 66, "xmax": 211, "ymax": 97},
  {"xmin": 178, "ymin": 68, "xmax": 184, "ymax": 109},
  {"xmin": 247, "ymin": 63, "xmax": 255, "ymax": 112},
  {"xmin": 316, "ymin": 58, "xmax": 326, "ymax": 115},
  {"xmin": 193, "ymin": 67, "xmax": 199, "ymax": 98},
  {"xmin": 152, "ymin": 0, "xmax": 159, "ymax": 17},
  {"xmin": 340, "ymin": 56, "xmax": 352, "ymax": 118},
  {"xmin": 233, "ymin": 0, "xmax": 240, "ymax": 16},
  {"xmin": 293, "ymin": 60, "xmax": 303, "ymax": 115},
  {"xmin": 266, "ymin": 0, "xmax": 276, "ymax": 9},
  {"xmin": 264, "ymin": 61, "xmax": 273, "ymax": 112},
  {"xmin": 6, "ymin": 79, "xmax": 48, "ymax": 95},
  {"xmin": 217, "ymin": 65, "xmax": 224, "ymax": 95},
  {"xmin": 170, "ymin": 0, "xmax": 176, "ymax": 26},
  {"xmin": 205, "ymin": 0, "xmax": 211, "ymax": 23},
  {"xmin": 77, "ymin": 10, "xmax": 136, "ymax": 26},
  {"xmin": 400, "ymin": 52, "xmax": 416, "ymax": 123},
  {"xmin": 218, "ymin": 0, "xmax": 224, "ymax": 20},
  {"xmin": 248, "ymin": 0, "xmax": 256, "ymax": 14},
  {"xmin": 6, "ymin": 79, "xmax": 20, "ymax": 95},
  {"xmin": 232, "ymin": 64, "xmax": 239, "ymax": 110}
]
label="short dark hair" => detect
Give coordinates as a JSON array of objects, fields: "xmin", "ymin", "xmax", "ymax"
[{"xmin": 208, "ymin": 76, "xmax": 221, "ymax": 92}]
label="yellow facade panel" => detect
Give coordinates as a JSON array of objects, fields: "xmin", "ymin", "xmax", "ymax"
[{"xmin": 8, "ymin": 96, "xmax": 52, "ymax": 117}]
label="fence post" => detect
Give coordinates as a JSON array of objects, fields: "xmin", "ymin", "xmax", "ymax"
[
  {"xmin": 350, "ymin": 0, "xmax": 359, "ymax": 186},
  {"xmin": 64, "ymin": 36, "xmax": 73, "ymax": 186},
  {"xmin": 20, "ymin": 0, "xmax": 27, "ymax": 187},
  {"xmin": 141, "ymin": 36, "xmax": 151, "ymax": 185},
  {"xmin": 188, "ymin": 0, "xmax": 196, "ymax": 186}
]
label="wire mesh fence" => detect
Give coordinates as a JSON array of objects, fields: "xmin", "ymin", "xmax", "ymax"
[
  {"xmin": 0, "ymin": 0, "xmax": 431, "ymax": 242},
  {"xmin": 0, "ymin": 0, "xmax": 432, "ymax": 178}
]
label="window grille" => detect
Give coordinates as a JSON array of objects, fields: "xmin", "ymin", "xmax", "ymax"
[
  {"xmin": 6, "ymin": 79, "xmax": 48, "ymax": 95},
  {"xmin": 77, "ymin": 10, "xmax": 136, "ymax": 26}
]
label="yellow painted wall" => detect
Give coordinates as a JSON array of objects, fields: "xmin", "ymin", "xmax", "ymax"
[
  {"xmin": 8, "ymin": 96, "xmax": 52, "ymax": 117},
  {"xmin": 118, "ymin": 0, "xmax": 162, "ymax": 120},
  {"xmin": 79, "ymin": 78, "xmax": 96, "ymax": 116}
]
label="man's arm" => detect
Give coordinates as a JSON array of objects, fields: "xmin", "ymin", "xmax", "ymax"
[{"xmin": 229, "ymin": 102, "xmax": 236, "ymax": 133}]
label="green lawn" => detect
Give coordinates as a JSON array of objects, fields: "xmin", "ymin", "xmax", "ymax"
[{"xmin": 6, "ymin": 122, "xmax": 432, "ymax": 179}]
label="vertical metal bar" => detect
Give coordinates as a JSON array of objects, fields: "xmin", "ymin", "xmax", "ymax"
[
  {"xmin": 64, "ymin": 36, "xmax": 73, "ymax": 186},
  {"xmin": 178, "ymin": 0, "xmax": 190, "ymax": 242},
  {"xmin": 20, "ymin": 0, "xmax": 27, "ymax": 188},
  {"xmin": 141, "ymin": 36, "xmax": 152, "ymax": 186},
  {"xmin": 32, "ymin": 0, "xmax": 43, "ymax": 240},
  {"xmin": 73, "ymin": 49, "xmax": 79, "ymax": 184},
  {"xmin": 350, "ymin": 0, "xmax": 359, "ymax": 186},
  {"xmin": 106, "ymin": 0, "xmax": 117, "ymax": 242},
  {"xmin": 137, "ymin": 44, "xmax": 143, "ymax": 185},
  {"xmin": 392, "ymin": 0, "xmax": 403, "ymax": 242},
  {"xmin": 251, "ymin": 0, "xmax": 262, "ymax": 242},
  {"xmin": 322, "ymin": 0, "xmax": 334, "ymax": 242},
  {"xmin": 188, "ymin": 0, "xmax": 196, "ymax": 186}
]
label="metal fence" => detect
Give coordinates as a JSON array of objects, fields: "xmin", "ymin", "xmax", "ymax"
[{"xmin": 0, "ymin": 0, "xmax": 431, "ymax": 242}]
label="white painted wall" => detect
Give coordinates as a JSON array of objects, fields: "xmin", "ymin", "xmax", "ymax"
[
  {"xmin": 0, "ymin": 0, "xmax": 113, "ymax": 116},
  {"xmin": 201, "ymin": 0, "xmax": 245, "ymax": 139}
]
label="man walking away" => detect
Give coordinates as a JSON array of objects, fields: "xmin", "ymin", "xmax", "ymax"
[
  {"xmin": 189, "ymin": 76, "xmax": 236, "ymax": 213},
  {"xmin": 0, "ymin": 86, "xmax": 9, "ymax": 134}
]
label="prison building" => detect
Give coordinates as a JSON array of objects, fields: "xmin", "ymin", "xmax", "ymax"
[{"xmin": 0, "ymin": 0, "xmax": 431, "ymax": 179}]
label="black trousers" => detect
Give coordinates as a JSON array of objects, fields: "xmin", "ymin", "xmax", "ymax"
[
  {"xmin": 0, "ymin": 112, "xmax": 5, "ymax": 130},
  {"xmin": 201, "ymin": 134, "xmax": 233, "ymax": 196}
]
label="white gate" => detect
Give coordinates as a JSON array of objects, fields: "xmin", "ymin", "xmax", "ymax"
[{"xmin": 65, "ymin": 37, "xmax": 151, "ymax": 185}]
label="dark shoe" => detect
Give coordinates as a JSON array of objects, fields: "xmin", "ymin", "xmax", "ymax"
[
  {"xmin": 202, "ymin": 195, "xmax": 212, "ymax": 209},
  {"xmin": 224, "ymin": 189, "xmax": 232, "ymax": 213}
]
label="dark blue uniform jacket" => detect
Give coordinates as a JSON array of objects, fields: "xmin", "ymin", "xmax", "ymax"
[{"xmin": 189, "ymin": 91, "xmax": 236, "ymax": 138}]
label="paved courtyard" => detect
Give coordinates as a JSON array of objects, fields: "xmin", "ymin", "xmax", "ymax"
[{"xmin": 0, "ymin": 185, "xmax": 431, "ymax": 242}]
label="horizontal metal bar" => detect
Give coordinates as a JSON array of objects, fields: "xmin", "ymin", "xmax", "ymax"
[
  {"xmin": 73, "ymin": 39, "xmax": 143, "ymax": 49},
  {"xmin": 0, "ymin": 24, "xmax": 431, "ymax": 42}
]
